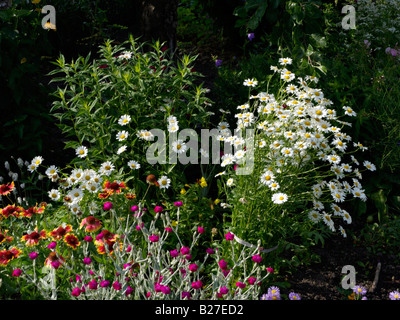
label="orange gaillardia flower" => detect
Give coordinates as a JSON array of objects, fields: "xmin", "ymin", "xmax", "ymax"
[
  {"xmin": 21, "ymin": 204, "xmax": 45, "ymax": 218},
  {"xmin": 21, "ymin": 228, "xmax": 47, "ymax": 246},
  {"xmin": 44, "ymin": 251, "xmax": 65, "ymax": 269},
  {"xmin": 0, "ymin": 247, "xmax": 22, "ymax": 266},
  {"xmin": 0, "ymin": 204, "xmax": 22, "ymax": 218},
  {"xmin": 80, "ymin": 216, "xmax": 102, "ymax": 233},
  {"xmin": 63, "ymin": 233, "xmax": 80, "ymax": 249},
  {"xmin": 103, "ymin": 180, "xmax": 127, "ymax": 195},
  {"xmin": 0, "ymin": 229, "xmax": 13, "ymax": 244},
  {"xmin": 94, "ymin": 229, "xmax": 121, "ymax": 255},
  {"xmin": 48, "ymin": 225, "xmax": 73, "ymax": 240},
  {"xmin": 0, "ymin": 181, "xmax": 15, "ymax": 196}
]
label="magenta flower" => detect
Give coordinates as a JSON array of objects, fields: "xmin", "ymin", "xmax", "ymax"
[
  {"xmin": 247, "ymin": 276, "xmax": 257, "ymax": 285},
  {"xmin": 165, "ymin": 227, "xmax": 173, "ymax": 233},
  {"xmin": 220, "ymin": 286, "xmax": 229, "ymax": 295},
  {"xmin": 267, "ymin": 267, "xmax": 274, "ymax": 273},
  {"xmin": 161, "ymin": 286, "xmax": 171, "ymax": 294},
  {"xmin": 103, "ymin": 202, "xmax": 113, "ymax": 211},
  {"xmin": 12, "ymin": 269, "xmax": 22, "ymax": 277},
  {"xmin": 84, "ymin": 236, "xmax": 93, "ymax": 242},
  {"xmin": 125, "ymin": 286, "xmax": 134, "ymax": 296},
  {"xmin": 149, "ymin": 235, "xmax": 159, "ymax": 242},
  {"xmin": 100, "ymin": 280, "xmax": 110, "ymax": 288},
  {"xmin": 225, "ymin": 232, "xmax": 234, "ymax": 241},
  {"xmin": 180, "ymin": 246, "xmax": 190, "ymax": 255},
  {"xmin": 252, "ymin": 254, "xmax": 262, "ymax": 263},
  {"xmin": 29, "ymin": 252, "xmax": 38, "ymax": 260},
  {"xmin": 47, "ymin": 241, "xmax": 57, "ymax": 250},
  {"xmin": 236, "ymin": 282, "xmax": 246, "ymax": 289},
  {"xmin": 83, "ymin": 257, "xmax": 92, "ymax": 265},
  {"xmin": 170, "ymin": 249, "xmax": 179, "ymax": 257},
  {"xmin": 154, "ymin": 206, "xmax": 163, "ymax": 213},
  {"xmin": 191, "ymin": 280, "xmax": 203, "ymax": 290},
  {"xmin": 218, "ymin": 259, "xmax": 228, "ymax": 270},
  {"xmin": 197, "ymin": 226, "xmax": 205, "ymax": 234},
  {"xmin": 51, "ymin": 260, "xmax": 61, "ymax": 269},
  {"xmin": 182, "ymin": 291, "xmax": 191, "ymax": 299},
  {"xmin": 131, "ymin": 205, "xmax": 139, "ymax": 212},
  {"xmin": 206, "ymin": 248, "xmax": 215, "ymax": 254},
  {"xmin": 189, "ymin": 263, "xmax": 198, "ymax": 272},
  {"xmin": 174, "ymin": 201, "xmax": 183, "ymax": 207},
  {"xmin": 71, "ymin": 287, "xmax": 81, "ymax": 297},
  {"xmin": 89, "ymin": 279, "xmax": 98, "ymax": 290},
  {"xmin": 113, "ymin": 281, "xmax": 122, "ymax": 290}
]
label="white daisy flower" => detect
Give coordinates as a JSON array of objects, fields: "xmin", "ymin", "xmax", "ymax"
[
  {"xmin": 127, "ymin": 160, "xmax": 140, "ymax": 170},
  {"xmin": 339, "ymin": 226, "xmax": 347, "ymax": 238},
  {"xmin": 272, "ymin": 192, "xmax": 288, "ymax": 204},
  {"xmin": 116, "ymin": 131, "xmax": 129, "ymax": 141},
  {"xmin": 48, "ymin": 189, "xmax": 61, "ymax": 201},
  {"xmin": 227, "ymin": 178, "xmax": 234, "ymax": 186},
  {"xmin": 45, "ymin": 165, "xmax": 59, "ymax": 177},
  {"xmin": 167, "ymin": 123, "xmax": 179, "ymax": 133},
  {"xmin": 279, "ymin": 57, "xmax": 292, "ymax": 65},
  {"xmin": 243, "ymin": 78, "xmax": 258, "ymax": 87},
  {"xmin": 75, "ymin": 146, "xmax": 88, "ymax": 159},
  {"xmin": 158, "ymin": 175, "xmax": 171, "ymax": 189},
  {"xmin": 70, "ymin": 168, "xmax": 84, "ymax": 183},
  {"xmin": 342, "ymin": 210, "xmax": 352, "ymax": 224},
  {"xmin": 281, "ymin": 147, "xmax": 294, "ymax": 157},
  {"xmin": 99, "ymin": 161, "xmax": 115, "ymax": 176},
  {"xmin": 308, "ymin": 210, "xmax": 321, "ymax": 223},
  {"xmin": 352, "ymin": 187, "xmax": 367, "ymax": 201},
  {"xmin": 343, "ymin": 106, "xmax": 357, "ymax": 116},
  {"xmin": 117, "ymin": 145, "xmax": 127, "ymax": 154},
  {"xmin": 327, "ymin": 154, "xmax": 341, "ymax": 165},
  {"xmin": 69, "ymin": 202, "xmax": 81, "ymax": 215},
  {"xmin": 31, "ymin": 156, "xmax": 44, "ymax": 166},
  {"xmin": 221, "ymin": 154, "xmax": 235, "ymax": 167},
  {"xmin": 118, "ymin": 115, "xmax": 131, "ymax": 126},
  {"xmin": 172, "ymin": 139, "xmax": 187, "ymax": 154},
  {"xmin": 68, "ymin": 188, "xmax": 83, "ymax": 202},
  {"xmin": 363, "ymin": 161, "xmax": 376, "ymax": 171},
  {"xmin": 269, "ymin": 181, "xmax": 280, "ymax": 191},
  {"xmin": 215, "ymin": 171, "xmax": 226, "ymax": 177},
  {"xmin": 260, "ymin": 170, "xmax": 275, "ymax": 185}
]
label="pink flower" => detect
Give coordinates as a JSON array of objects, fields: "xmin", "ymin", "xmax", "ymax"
[
  {"xmin": 29, "ymin": 252, "xmax": 38, "ymax": 260},
  {"xmin": 189, "ymin": 263, "xmax": 198, "ymax": 272},
  {"xmin": 206, "ymin": 248, "xmax": 215, "ymax": 254},
  {"xmin": 84, "ymin": 236, "xmax": 93, "ymax": 242},
  {"xmin": 103, "ymin": 202, "xmax": 113, "ymax": 211},
  {"xmin": 220, "ymin": 286, "xmax": 229, "ymax": 295},
  {"xmin": 113, "ymin": 281, "xmax": 122, "ymax": 290},
  {"xmin": 149, "ymin": 235, "xmax": 159, "ymax": 242},
  {"xmin": 170, "ymin": 249, "xmax": 179, "ymax": 257},
  {"xmin": 191, "ymin": 280, "xmax": 203, "ymax": 290},
  {"xmin": 47, "ymin": 241, "xmax": 57, "ymax": 250},
  {"xmin": 236, "ymin": 281, "xmax": 246, "ymax": 289},
  {"xmin": 225, "ymin": 232, "xmax": 234, "ymax": 241},
  {"xmin": 89, "ymin": 279, "xmax": 98, "ymax": 290},
  {"xmin": 197, "ymin": 226, "xmax": 205, "ymax": 234},
  {"xmin": 247, "ymin": 276, "xmax": 257, "ymax": 285},
  {"xmin": 131, "ymin": 205, "xmax": 139, "ymax": 212},
  {"xmin": 136, "ymin": 223, "xmax": 144, "ymax": 231},
  {"xmin": 174, "ymin": 201, "xmax": 183, "ymax": 207},
  {"xmin": 154, "ymin": 206, "xmax": 163, "ymax": 213},
  {"xmin": 83, "ymin": 257, "xmax": 92, "ymax": 265},
  {"xmin": 71, "ymin": 287, "xmax": 81, "ymax": 297},
  {"xmin": 161, "ymin": 286, "xmax": 171, "ymax": 294},
  {"xmin": 267, "ymin": 267, "xmax": 274, "ymax": 273},
  {"xmin": 223, "ymin": 269, "xmax": 230, "ymax": 277},
  {"xmin": 51, "ymin": 260, "xmax": 61, "ymax": 269},
  {"xmin": 12, "ymin": 269, "xmax": 22, "ymax": 277},
  {"xmin": 182, "ymin": 291, "xmax": 191, "ymax": 299},
  {"xmin": 252, "ymin": 254, "xmax": 262, "ymax": 263},
  {"xmin": 125, "ymin": 286, "xmax": 134, "ymax": 296},
  {"xmin": 218, "ymin": 259, "xmax": 228, "ymax": 270},
  {"xmin": 100, "ymin": 280, "xmax": 110, "ymax": 287},
  {"xmin": 180, "ymin": 246, "xmax": 190, "ymax": 255},
  {"xmin": 165, "ymin": 227, "xmax": 173, "ymax": 233}
]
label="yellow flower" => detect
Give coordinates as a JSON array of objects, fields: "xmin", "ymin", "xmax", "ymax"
[
  {"xmin": 43, "ymin": 22, "xmax": 56, "ymax": 31},
  {"xmin": 200, "ymin": 177, "xmax": 207, "ymax": 188},
  {"xmin": 180, "ymin": 188, "xmax": 186, "ymax": 195},
  {"xmin": 214, "ymin": 199, "xmax": 220, "ymax": 205},
  {"xmin": 32, "ymin": 0, "xmax": 41, "ymax": 4},
  {"xmin": 171, "ymin": 220, "xmax": 178, "ymax": 227}
]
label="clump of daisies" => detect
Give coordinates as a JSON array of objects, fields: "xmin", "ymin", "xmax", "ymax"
[{"xmin": 215, "ymin": 57, "xmax": 375, "ymax": 245}]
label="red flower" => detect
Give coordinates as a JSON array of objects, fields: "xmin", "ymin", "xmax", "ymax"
[
  {"xmin": 21, "ymin": 228, "xmax": 47, "ymax": 246},
  {"xmin": 0, "ymin": 229, "xmax": 13, "ymax": 244},
  {"xmin": 0, "ymin": 181, "xmax": 15, "ymax": 196},
  {"xmin": 80, "ymin": 216, "xmax": 102, "ymax": 233},
  {"xmin": 0, "ymin": 247, "xmax": 22, "ymax": 266},
  {"xmin": 48, "ymin": 225, "xmax": 73, "ymax": 240},
  {"xmin": 21, "ymin": 204, "xmax": 45, "ymax": 218},
  {"xmin": 44, "ymin": 251, "xmax": 65, "ymax": 269},
  {"xmin": 64, "ymin": 233, "xmax": 80, "ymax": 249},
  {"xmin": 0, "ymin": 204, "xmax": 22, "ymax": 218},
  {"xmin": 103, "ymin": 180, "xmax": 126, "ymax": 195},
  {"xmin": 94, "ymin": 230, "xmax": 121, "ymax": 255}
]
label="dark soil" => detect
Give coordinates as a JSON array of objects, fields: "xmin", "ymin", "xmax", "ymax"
[{"xmin": 285, "ymin": 235, "xmax": 400, "ymax": 300}]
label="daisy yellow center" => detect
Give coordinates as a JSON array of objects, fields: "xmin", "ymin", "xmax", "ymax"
[
  {"xmin": 120, "ymin": 134, "xmax": 125, "ymax": 139},
  {"xmin": 279, "ymin": 196, "xmax": 284, "ymax": 200},
  {"xmin": 176, "ymin": 144, "xmax": 181, "ymax": 150},
  {"xmin": 123, "ymin": 119, "xmax": 128, "ymax": 123},
  {"xmin": 35, "ymin": 160, "xmax": 41, "ymax": 165},
  {"xmin": 79, "ymin": 150, "xmax": 85, "ymax": 154},
  {"xmin": 316, "ymin": 110, "xmax": 322, "ymax": 115},
  {"xmin": 105, "ymin": 166, "xmax": 111, "ymax": 170},
  {"xmin": 265, "ymin": 176, "xmax": 271, "ymax": 181},
  {"xmin": 285, "ymin": 150, "xmax": 290, "ymax": 154},
  {"xmin": 162, "ymin": 180, "xmax": 167, "ymax": 185},
  {"xmin": 331, "ymin": 157, "xmax": 337, "ymax": 162},
  {"xmin": 74, "ymin": 192, "xmax": 80, "ymax": 197},
  {"xmin": 347, "ymin": 109, "xmax": 353, "ymax": 113}
]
